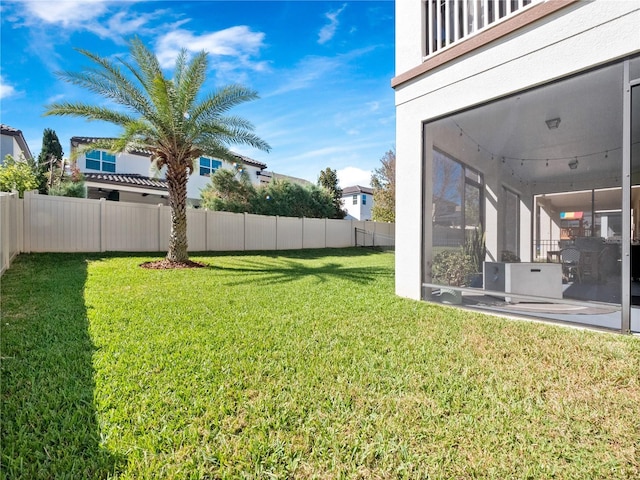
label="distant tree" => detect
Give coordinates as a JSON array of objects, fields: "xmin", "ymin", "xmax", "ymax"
[
  {"xmin": 253, "ymin": 180, "xmax": 334, "ymax": 218},
  {"xmin": 200, "ymin": 168, "xmax": 256, "ymax": 213},
  {"xmin": 48, "ymin": 162, "xmax": 86, "ymax": 198},
  {"xmin": 201, "ymin": 171, "xmax": 336, "ymax": 218},
  {"xmin": 371, "ymin": 148, "xmax": 395, "ymax": 222},
  {"xmin": 317, "ymin": 167, "xmax": 346, "ymax": 219},
  {"xmin": 0, "ymin": 154, "xmax": 38, "ymax": 197},
  {"xmin": 37, "ymin": 128, "xmax": 64, "ymax": 193}
]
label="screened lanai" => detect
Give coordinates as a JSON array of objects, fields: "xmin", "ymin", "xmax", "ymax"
[{"xmin": 422, "ymin": 57, "xmax": 640, "ymax": 332}]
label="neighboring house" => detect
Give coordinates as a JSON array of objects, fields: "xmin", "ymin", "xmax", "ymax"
[
  {"xmin": 1, "ymin": 124, "xmax": 33, "ymax": 164},
  {"xmin": 257, "ymin": 170, "xmax": 313, "ymax": 187},
  {"xmin": 393, "ymin": 1, "xmax": 640, "ymax": 332},
  {"xmin": 71, "ymin": 136, "xmax": 267, "ymax": 206},
  {"xmin": 341, "ymin": 185, "xmax": 373, "ymax": 221}
]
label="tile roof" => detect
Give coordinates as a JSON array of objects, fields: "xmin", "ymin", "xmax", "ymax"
[
  {"xmin": 257, "ymin": 170, "xmax": 313, "ymax": 186},
  {"xmin": 342, "ymin": 185, "xmax": 373, "ymax": 195},
  {"xmin": 83, "ymin": 173, "xmax": 167, "ymax": 190},
  {"xmin": 71, "ymin": 136, "xmax": 267, "ymax": 168},
  {"xmin": 0, "ymin": 124, "xmax": 21, "ymax": 135},
  {"xmin": 71, "ymin": 136, "xmax": 153, "ymax": 157}
]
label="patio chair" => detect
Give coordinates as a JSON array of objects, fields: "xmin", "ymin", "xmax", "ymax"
[{"xmin": 560, "ymin": 246, "xmax": 582, "ymax": 283}]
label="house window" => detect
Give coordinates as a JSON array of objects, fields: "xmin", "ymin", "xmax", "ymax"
[
  {"xmin": 362, "ymin": 194, "xmax": 367, "ymax": 205},
  {"xmin": 86, "ymin": 150, "xmax": 116, "ymax": 172},
  {"xmin": 352, "ymin": 194, "xmax": 358, "ymax": 205},
  {"xmin": 432, "ymin": 148, "xmax": 484, "ymax": 248},
  {"xmin": 199, "ymin": 157, "xmax": 222, "ymax": 176}
]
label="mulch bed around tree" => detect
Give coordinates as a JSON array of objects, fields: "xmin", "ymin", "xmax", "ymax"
[{"xmin": 140, "ymin": 259, "xmax": 207, "ymax": 269}]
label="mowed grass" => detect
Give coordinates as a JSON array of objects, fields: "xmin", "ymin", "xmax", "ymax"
[{"xmin": 1, "ymin": 249, "xmax": 639, "ymax": 479}]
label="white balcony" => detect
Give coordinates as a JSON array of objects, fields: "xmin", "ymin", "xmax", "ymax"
[{"xmin": 425, "ymin": 0, "xmax": 543, "ymax": 58}]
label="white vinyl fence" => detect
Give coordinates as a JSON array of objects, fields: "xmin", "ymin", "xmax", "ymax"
[
  {"xmin": 0, "ymin": 192, "xmax": 22, "ymax": 274},
  {"xmin": 1, "ymin": 191, "xmax": 394, "ymax": 273}
]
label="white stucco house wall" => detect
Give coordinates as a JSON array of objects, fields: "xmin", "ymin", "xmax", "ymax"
[
  {"xmin": 393, "ymin": 0, "xmax": 640, "ymax": 332},
  {"xmin": 341, "ymin": 185, "xmax": 374, "ymax": 220},
  {"xmin": 71, "ymin": 136, "xmax": 267, "ymax": 206},
  {"xmin": 1, "ymin": 124, "xmax": 33, "ymax": 164}
]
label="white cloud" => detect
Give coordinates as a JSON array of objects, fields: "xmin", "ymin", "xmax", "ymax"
[
  {"xmin": 46, "ymin": 93, "xmax": 66, "ymax": 103},
  {"xmin": 337, "ymin": 166, "xmax": 372, "ymax": 188},
  {"xmin": 0, "ymin": 76, "xmax": 17, "ymax": 99},
  {"xmin": 155, "ymin": 26, "xmax": 266, "ymax": 72},
  {"xmin": 13, "ymin": 1, "xmax": 182, "ymax": 45},
  {"xmin": 19, "ymin": 0, "xmax": 110, "ymax": 27},
  {"xmin": 266, "ymin": 55, "xmax": 343, "ymax": 96},
  {"xmin": 89, "ymin": 9, "xmax": 185, "ymax": 42},
  {"xmin": 318, "ymin": 4, "xmax": 347, "ymax": 45}
]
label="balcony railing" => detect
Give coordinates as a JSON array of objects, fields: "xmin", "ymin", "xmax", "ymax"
[{"xmin": 425, "ymin": 0, "xmax": 542, "ymax": 57}]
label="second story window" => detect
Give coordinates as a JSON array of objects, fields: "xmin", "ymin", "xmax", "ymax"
[
  {"xmin": 362, "ymin": 194, "xmax": 367, "ymax": 205},
  {"xmin": 85, "ymin": 150, "xmax": 116, "ymax": 172},
  {"xmin": 352, "ymin": 194, "xmax": 358, "ymax": 205},
  {"xmin": 199, "ymin": 157, "xmax": 222, "ymax": 176}
]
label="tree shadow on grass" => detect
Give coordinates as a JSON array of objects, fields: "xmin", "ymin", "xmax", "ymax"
[
  {"xmin": 208, "ymin": 256, "xmax": 394, "ymax": 287},
  {"xmin": 1, "ymin": 254, "xmax": 122, "ymax": 479}
]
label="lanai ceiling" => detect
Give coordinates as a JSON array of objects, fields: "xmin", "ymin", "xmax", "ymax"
[{"xmin": 450, "ymin": 60, "xmax": 639, "ymax": 190}]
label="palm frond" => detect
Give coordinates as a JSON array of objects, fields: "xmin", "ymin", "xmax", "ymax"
[
  {"xmin": 70, "ymin": 48, "xmax": 156, "ymax": 120},
  {"xmin": 149, "ymin": 76, "xmax": 175, "ymax": 131},
  {"xmin": 220, "ymin": 130, "xmax": 272, "ymax": 152},
  {"xmin": 43, "ymin": 102, "xmax": 137, "ymax": 126},
  {"xmin": 110, "ymin": 120, "xmax": 157, "ymax": 153},
  {"xmin": 190, "ymin": 85, "xmax": 260, "ymax": 121},
  {"xmin": 196, "ymin": 122, "xmax": 271, "ymax": 152},
  {"xmin": 194, "ymin": 141, "xmax": 236, "ymax": 164},
  {"xmin": 67, "ymin": 138, "xmax": 119, "ymax": 160},
  {"xmin": 173, "ymin": 49, "xmax": 188, "ymax": 87},
  {"xmin": 202, "ymin": 115, "xmax": 255, "ymax": 131},
  {"xmin": 129, "ymin": 37, "xmax": 164, "ymax": 94},
  {"xmin": 176, "ymin": 51, "xmax": 208, "ymax": 116}
]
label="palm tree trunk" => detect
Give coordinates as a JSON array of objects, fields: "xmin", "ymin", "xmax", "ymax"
[{"xmin": 166, "ymin": 162, "xmax": 189, "ymax": 263}]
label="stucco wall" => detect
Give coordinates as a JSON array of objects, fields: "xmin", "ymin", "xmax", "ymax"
[
  {"xmin": 77, "ymin": 150, "xmax": 263, "ymax": 202},
  {"xmin": 394, "ymin": 1, "xmax": 640, "ymax": 300},
  {"xmin": 0, "ymin": 135, "xmax": 21, "ymax": 163}
]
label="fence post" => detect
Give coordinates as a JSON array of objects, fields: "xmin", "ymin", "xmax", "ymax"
[
  {"xmin": 16, "ymin": 193, "xmax": 23, "ymax": 254},
  {"xmin": 1, "ymin": 194, "xmax": 9, "ymax": 272},
  {"xmin": 352, "ymin": 219, "xmax": 355, "ymax": 246},
  {"xmin": 157, "ymin": 203, "xmax": 162, "ymax": 252},
  {"xmin": 23, "ymin": 190, "xmax": 32, "ymax": 253},
  {"xmin": 100, "ymin": 198, "xmax": 106, "ymax": 252},
  {"xmin": 243, "ymin": 212, "xmax": 247, "ymax": 251},
  {"xmin": 324, "ymin": 218, "xmax": 327, "ymax": 248},
  {"xmin": 204, "ymin": 208, "xmax": 209, "ymax": 252}
]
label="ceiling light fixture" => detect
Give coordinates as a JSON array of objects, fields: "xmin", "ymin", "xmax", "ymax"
[
  {"xmin": 568, "ymin": 158, "xmax": 579, "ymax": 170},
  {"xmin": 545, "ymin": 117, "xmax": 561, "ymax": 129}
]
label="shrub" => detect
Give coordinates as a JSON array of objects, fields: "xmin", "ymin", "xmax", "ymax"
[{"xmin": 431, "ymin": 248, "xmax": 475, "ymax": 286}]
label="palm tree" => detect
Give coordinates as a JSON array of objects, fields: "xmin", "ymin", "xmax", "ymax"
[{"xmin": 44, "ymin": 38, "xmax": 270, "ymax": 264}]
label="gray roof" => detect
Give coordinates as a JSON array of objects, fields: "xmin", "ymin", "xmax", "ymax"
[
  {"xmin": 83, "ymin": 173, "xmax": 167, "ymax": 190},
  {"xmin": 1, "ymin": 124, "xmax": 33, "ymax": 160},
  {"xmin": 71, "ymin": 136, "xmax": 267, "ymax": 169},
  {"xmin": 342, "ymin": 185, "xmax": 373, "ymax": 196},
  {"xmin": 258, "ymin": 170, "xmax": 313, "ymax": 186}
]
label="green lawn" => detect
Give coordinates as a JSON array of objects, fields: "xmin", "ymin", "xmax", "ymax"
[{"xmin": 1, "ymin": 249, "xmax": 639, "ymax": 479}]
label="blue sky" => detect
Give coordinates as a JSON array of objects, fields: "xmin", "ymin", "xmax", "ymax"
[{"xmin": 0, "ymin": 0, "xmax": 395, "ymax": 187}]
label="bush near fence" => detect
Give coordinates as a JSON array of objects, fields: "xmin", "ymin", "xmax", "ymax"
[{"xmin": 0, "ymin": 191, "xmax": 395, "ymax": 272}]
